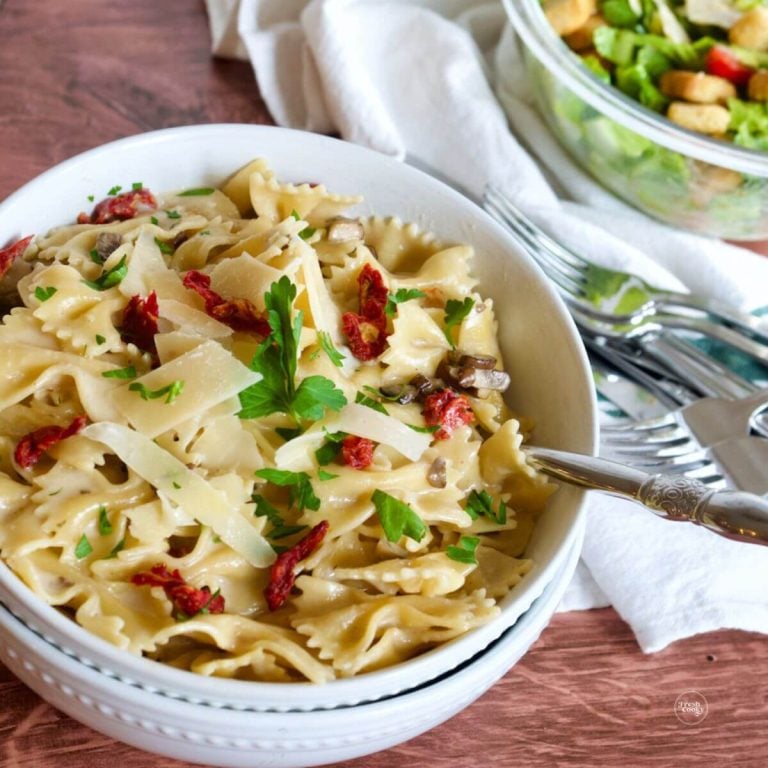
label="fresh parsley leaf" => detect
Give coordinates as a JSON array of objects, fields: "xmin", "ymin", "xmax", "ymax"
[
  {"xmin": 101, "ymin": 365, "xmax": 137, "ymax": 380},
  {"xmin": 318, "ymin": 470, "xmax": 339, "ymax": 481},
  {"xmin": 151, "ymin": 216, "xmax": 159, "ymax": 225},
  {"xmin": 315, "ymin": 433, "xmax": 344, "ymax": 465},
  {"xmin": 443, "ymin": 297, "xmax": 475, "ymax": 347},
  {"xmin": 446, "ymin": 535, "xmax": 480, "ymax": 565},
  {"xmin": 355, "ymin": 391, "xmax": 388, "ymax": 415},
  {"xmin": 238, "ymin": 276, "xmax": 347, "ymax": 424},
  {"xmin": 87, "ymin": 194, "xmax": 95, "ymax": 202},
  {"xmin": 89, "ymin": 248, "xmax": 104, "ymax": 264},
  {"xmin": 199, "ymin": 230, "xmax": 210, "ymax": 236},
  {"xmin": 293, "ymin": 376, "xmax": 348, "ymax": 421},
  {"xmin": 172, "ymin": 481, "xmax": 182, "ymax": 490},
  {"xmin": 154, "ymin": 236, "xmax": 174, "ymax": 255},
  {"xmin": 95, "ymin": 334, "xmax": 106, "ymax": 345},
  {"xmin": 82, "ymin": 254, "xmax": 128, "ymax": 291},
  {"xmin": 385, "ymin": 288, "xmax": 426, "ymax": 317},
  {"xmin": 75, "ymin": 534, "xmax": 93, "ymax": 559},
  {"xmin": 166, "ymin": 209, "xmax": 181, "ymax": 219},
  {"xmin": 371, "ymin": 490, "xmax": 426, "ymax": 543},
  {"xmin": 129, "ymin": 380, "xmax": 184, "ymax": 404},
  {"xmin": 465, "ymin": 489, "xmax": 507, "ymax": 524},
  {"xmin": 107, "ymin": 185, "xmax": 122, "ymax": 196},
  {"xmin": 255, "ymin": 468, "xmax": 321, "ymax": 512},
  {"xmin": 132, "ymin": 181, "xmax": 143, "ymax": 190},
  {"xmin": 251, "ymin": 493, "xmax": 284, "ymax": 527},
  {"xmin": 48, "ymin": 489, "xmax": 62, "ymax": 496},
  {"xmin": 34, "ymin": 286, "xmax": 57, "ymax": 302},
  {"xmin": 178, "ymin": 187, "xmax": 215, "ymax": 196},
  {"xmin": 317, "ymin": 331, "xmax": 345, "ymax": 367},
  {"xmin": 270, "ymin": 524, "xmax": 309, "ymax": 540}
]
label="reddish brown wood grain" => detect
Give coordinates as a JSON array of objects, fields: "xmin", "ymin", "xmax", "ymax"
[{"xmin": 1, "ymin": 1, "xmax": 768, "ymax": 766}]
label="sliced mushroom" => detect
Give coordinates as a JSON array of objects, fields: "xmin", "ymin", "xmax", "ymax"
[
  {"xmin": 327, "ymin": 217, "xmax": 364, "ymax": 243},
  {"xmin": 410, "ymin": 374, "xmax": 436, "ymax": 395},
  {"xmin": 450, "ymin": 366, "xmax": 510, "ymax": 392},
  {"xmin": 95, "ymin": 232, "xmax": 122, "ymax": 262},
  {"xmin": 427, "ymin": 456, "xmax": 447, "ymax": 488}
]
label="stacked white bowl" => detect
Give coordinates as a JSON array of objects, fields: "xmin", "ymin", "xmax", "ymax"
[{"xmin": 0, "ymin": 125, "xmax": 597, "ymax": 767}]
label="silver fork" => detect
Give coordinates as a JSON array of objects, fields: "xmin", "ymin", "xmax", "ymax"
[{"xmin": 483, "ymin": 186, "xmax": 768, "ymax": 346}]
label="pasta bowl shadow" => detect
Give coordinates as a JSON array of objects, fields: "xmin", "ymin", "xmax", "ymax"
[{"xmin": 0, "ymin": 126, "xmax": 597, "ymax": 730}]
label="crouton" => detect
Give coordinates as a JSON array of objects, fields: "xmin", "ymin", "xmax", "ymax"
[
  {"xmin": 563, "ymin": 14, "xmax": 606, "ymax": 51},
  {"xmin": 729, "ymin": 7, "xmax": 768, "ymax": 51},
  {"xmin": 544, "ymin": 0, "xmax": 596, "ymax": 37},
  {"xmin": 691, "ymin": 163, "xmax": 743, "ymax": 207},
  {"xmin": 659, "ymin": 70, "xmax": 737, "ymax": 104},
  {"xmin": 748, "ymin": 69, "xmax": 768, "ymax": 100},
  {"xmin": 667, "ymin": 102, "xmax": 732, "ymax": 134}
]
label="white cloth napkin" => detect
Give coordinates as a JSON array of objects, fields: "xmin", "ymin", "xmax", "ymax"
[{"xmin": 205, "ymin": 0, "xmax": 768, "ymax": 652}]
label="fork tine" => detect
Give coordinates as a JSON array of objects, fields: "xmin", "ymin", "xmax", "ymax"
[{"xmin": 484, "ymin": 187, "xmax": 591, "ymax": 274}]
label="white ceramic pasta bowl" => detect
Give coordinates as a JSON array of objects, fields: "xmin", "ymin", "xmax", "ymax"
[
  {"xmin": 0, "ymin": 125, "xmax": 598, "ymax": 714},
  {"xmin": 0, "ymin": 519, "xmax": 583, "ymax": 768}
]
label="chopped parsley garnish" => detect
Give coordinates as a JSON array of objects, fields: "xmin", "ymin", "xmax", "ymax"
[
  {"xmin": 89, "ymin": 248, "xmax": 104, "ymax": 265},
  {"xmin": 107, "ymin": 185, "xmax": 122, "ymax": 196},
  {"xmin": 132, "ymin": 182, "xmax": 143, "ymax": 190},
  {"xmin": 276, "ymin": 426, "xmax": 303, "ymax": 442},
  {"xmin": 385, "ymin": 288, "xmax": 426, "ymax": 316},
  {"xmin": 82, "ymin": 254, "xmax": 128, "ymax": 291},
  {"xmin": 407, "ymin": 424, "xmax": 440, "ymax": 434},
  {"xmin": 95, "ymin": 334, "xmax": 106, "ymax": 345},
  {"xmin": 372, "ymin": 490, "xmax": 426, "ymax": 543},
  {"xmin": 172, "ymin": 481, "xmax": 182, "ymax": 490},
  {"xmin": 199, "ymin": 230, "xmax": 210, "ymax": 236},
  {"xmin": 254, "ymin": 468, "xmax": 321, "ymax": 512},
  {"xmin": 101, "ymin": 365, "xmax": 137, "ymax": 380},
  {"xmin": 314, "ymin": 430, "xmax": 346, "ymax": 466},
  {"xmin": 318, "ymin": 470, "xmax": 339, "ymax": 481},
  {"xmin": 446, "ymin": 535, "xmax": 480, "ymax": 565},
  {"xmin": 166, "ymin": 209, "xmax": 181, "ymax": 219},
  {"xmin": 87, "ymin": 194, "xmax": 95, "ymax": 202},
  {"xmin": 105, "ymin": 538, "xmax": 125, "ymax": 559},
  {"xmin": 290, "ymin": 209, "xmax": 316, "ymax": 240},
  {"xmin": 251, "ymin": 493, "xmax": 309, "ymax": 540},
  {"xmin": 75, "ymin": 534, "xmax": 93, "ymax": 559},
  {"xmin": 34, "ymin": 286, "xmax": 57, "ymax": 302},
  {"xmin": 128, "ymin": 379, "xmax": 185, "ymax": 404},
  {"xmin": 178, "ymin": 187, "xmax": 215, "ymax": 196},
  {"xmin": 238, "ymin": 276, "xmax": 347, "ymax": 424},
  {"xmin": 355, "ymin": 391, "xmax": 388, "ymax": 415},
  {"xmin": 97, "ymin": 506, "xmax": 112, "ymax": 536},
  {"xmin": 443, "ymin": 297, "xmax": 475, "ymax": 347},
  {"xmin": 317, "ymin": 331, "xmax": 345, "ymax": 367},
  {"xmin": 48, "ymin": 489, "xmax": 62, "ymax": 497},
  {"xmin": 154, "ymin": 237, "xmax": 174, "ymax": 255},
  {"xmin": 465, "ymin": 489, "xmax": 507, "ymax": 524},
  {"xmin": 150, "ymin": 216, "xmax": 159, "ymax": 226}
]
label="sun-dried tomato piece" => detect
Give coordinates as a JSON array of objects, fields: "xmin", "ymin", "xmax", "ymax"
[
  {"xmin": 341, "ymin": 312, "xmax": 388, "ymax": 361},
  {"xmin": 14, "ymin": 414, "xmax": 88, "ymax": 470},
  {"xmin": 264, "ymin": 520, "xmax": 329, "ymax": 611},
  {"xmin": 183, "ymin": 270, "xmax": 270, "ymax": 336},
  {"xmin": 340, "ymin": 435, "xmax": 375, "ymax": 469},
  {"xmin": 132, "ymin": 564, "xmax": 225, "ymax": 619},
  {"xmin": 422, "ymin": 389, "xmax": 474, "ymax": 440},
  {"xmin": 77, "ymin": 188, "xmax": 158, "ymax": 225},
  {"xmin": 357, "ymin": 263, "xmax": 389, "ymax": 320},
  {"xmin": 121, "ymin": 291, "xmax": 159, "ymax": 355},
  {"xmin": 342, "ymin": 264, "xmax": 390, "ymax": 361},
  {"xmin": 0, "ymin": 235, "xmax": 33, "ymax": 281}
]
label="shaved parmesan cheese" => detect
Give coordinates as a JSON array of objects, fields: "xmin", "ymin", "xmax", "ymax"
[
  {"xmin": 324, "ymin": 403, "xmax": 431, "ymax": 461},
  {"xmin": 83, "ymin": 422, "xmax": 275, "ymax": 567},
  {"xmin": 112, "ymin": 339, "xmax": 261, "ymax": 438}
]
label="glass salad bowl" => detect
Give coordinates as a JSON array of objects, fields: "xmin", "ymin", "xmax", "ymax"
[{"xmin": 502, "ymin": 0, "xmax": 768, "ymax": 240}]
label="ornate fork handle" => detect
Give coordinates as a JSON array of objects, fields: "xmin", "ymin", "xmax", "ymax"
[{"xmin": 527, "ymin": 447, "xmax": 768, "ymax": 545}]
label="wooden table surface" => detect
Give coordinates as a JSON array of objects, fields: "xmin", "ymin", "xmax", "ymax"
[{"xmin": 1, "ymin": 1, "xmax": 767, "ymax": 766}]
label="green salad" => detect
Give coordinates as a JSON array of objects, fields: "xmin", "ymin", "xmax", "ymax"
[{"xmin": 544, "ymin": 0, "xmax": 768, "ymax": 146}]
